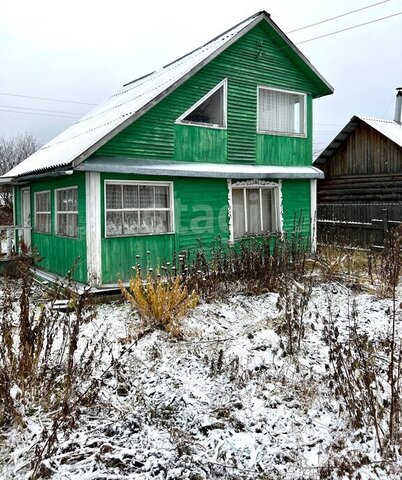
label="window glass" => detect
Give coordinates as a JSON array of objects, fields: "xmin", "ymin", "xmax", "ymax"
[
  {"xmin": 140, "ymin": 185, "xmax": 154, "ymax": 208},
  {"xmin": 56, "ymin": 188, "xmax": 78, "ymax": 237},
  {"xmin": 106, "ymin": 184, "xmax": 122, "ymax": 209},
  {"xmin": 155, "ymin": 211, "xmax": 169, "ymax": 233},
  {"xmin": 232, "ymin": 189, "xmax": 246, "ymax": 239},
  {"xmin": 140, "ymin": 211, "xmax": 155, "ymax": 234},
  {"xmin": 35, "ymin": 191, "xmax": 51, "ymax": 234},
  {"xmin": 123, "ymin": 211, "xmax": 138, "ymax": 235},
  {"xmin": 105, "ymin": 182, "xmax": 172, "ymax": 237},
  {"xmin": 232, "ymin": 186, "xmax": 278, "ymax": 239},
  {"xmin": 123, "ymin": 184, "xmax": 138, "ymax": 209},
  {"xmin": 262, "ymin": 189, "xmax": 274, "ymax": 232},
  {"xmin": 246, "ymin": 189, "xmax": 261, "ymax": 235},
  {"xmin": 183, "ymin": 86, "xmax": 224, "ymax": 127},
  {"xmin": 259, "ymin": 88, "xmax": 305, "ymax": 135},
  {"xmin": 106, "ymin": 211, "xmax": 122, "ymax": 236},
  {"xmin": 155, "ymin": 186, "xmax": 169, "ymax": 208}
]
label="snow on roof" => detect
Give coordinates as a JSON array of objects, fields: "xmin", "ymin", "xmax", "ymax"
[
  {"xmin": 359, "ymin": 116, "xmax": 402, "ymax": 149},
  {"xmin": 314, "ymin": 115, "xmax": 402, "ymax": 165},
  {"xmin": 4, "ymin": 12, "xmax": 262, "ymax": 179},
  {"xmin": 5, "ymin": 10, "xmax": 333, "ymax": 180}
]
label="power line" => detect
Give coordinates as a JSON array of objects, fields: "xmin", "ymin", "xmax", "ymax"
[
  {"xmin": 0, "ymin": 104, "xmax": 84, "ymax": 116},
  {"xmin": 287, "ymin": 0, "xmax": 390, "ymax": 33},
  {"xmin": 0, "ymin": 109, "xmax": 81, "ymax": 120},
  {"xmin": 0, "ymin": 91, "xmax": 96, "ymax": 106},
  {"xmin": 297, "ymin": 11, "xmax": 402, "ymax": 44},
  {"xmin": 1, "ymin": 8, "xmax": 400, "ymax": 126}
]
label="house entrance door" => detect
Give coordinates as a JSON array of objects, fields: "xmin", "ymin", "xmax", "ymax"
[{"xmin": 21, "ymin": 187, "xmax": 31, "ymax": 250}]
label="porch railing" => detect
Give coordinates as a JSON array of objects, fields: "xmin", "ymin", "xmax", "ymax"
[{"xmin": 0, "ymin": 225, "xmax": 32, "ymax": 259}]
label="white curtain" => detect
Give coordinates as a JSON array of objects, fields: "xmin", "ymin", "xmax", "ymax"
[{"xmin": 259, "ymin": 89, "xmax": 303, "ymax": 134}]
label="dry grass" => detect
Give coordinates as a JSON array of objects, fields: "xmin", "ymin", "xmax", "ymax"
[{"xmin": 119, "ymin": 273, "xmax": 199, "ymax": 338}]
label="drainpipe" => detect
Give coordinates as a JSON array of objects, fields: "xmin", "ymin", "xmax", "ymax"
[{"xmin": 394, "ymin": 87, "xmax": 402, "ymax": 124}]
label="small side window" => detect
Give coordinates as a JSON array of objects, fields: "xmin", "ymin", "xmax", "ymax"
[
  {"xmin": 34, "ymin": 191, "xmax": 51, "ymax": 234},
  {"xmin": 55, "ymin": 187, "xmax": 78, "ymax": 238}
]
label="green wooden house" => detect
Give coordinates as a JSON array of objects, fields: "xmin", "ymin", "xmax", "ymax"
[{"xmin": 1, "ymin": 11, "xmax": 333, "ymax": 288}]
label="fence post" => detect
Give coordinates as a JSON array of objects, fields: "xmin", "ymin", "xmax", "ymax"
[
  {"xmin": 382, "ymin": 208, "xmax": 389, "ymax": 248},
  {"xmin": 6, "ymin": 228, "xmax": 13, "ymax": 258}
]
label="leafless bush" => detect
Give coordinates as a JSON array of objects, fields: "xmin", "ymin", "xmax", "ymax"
[
  {"xmin": 0, "ymin": 260, "xmax": 111, "ymax": 478},
  {"xmin": 375, "ymin": 225, "xmax": 402, "ymax": 298},
  {"xmin": 0, "ymin": 133, "xmax": 40, "ymax": 221},
  {"xmin": 174, "ymin": 219, "xmax": 311, "ymax": 301},
  {"xmin": 323, "ymin": 293, "xmax": 402, "ymax": 458},
  {"xmin": 274, "ymin": 273, "xmax": 314, "ymax": 355}
]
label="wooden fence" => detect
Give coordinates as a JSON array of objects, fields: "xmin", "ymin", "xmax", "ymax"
[{"xmin": 317, "ymin": 203, "xmax": 402, "ymax": 247}]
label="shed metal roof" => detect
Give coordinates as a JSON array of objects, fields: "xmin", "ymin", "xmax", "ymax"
[
  {"xmin": 314, "ymin": 115, "xmax": 402, "ymax": 165},
  {"xmin": 4, "ymin": 10, "xmax": 333, "ymax": 180},
  {"xmin": 75, "ymin": 157, "xmax": 324, "ymax": 179}
]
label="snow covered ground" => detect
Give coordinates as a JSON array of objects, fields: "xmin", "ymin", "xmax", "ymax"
[{"xmin": 1, "ymin": 281, "xmax": 402, "ymax": 479}]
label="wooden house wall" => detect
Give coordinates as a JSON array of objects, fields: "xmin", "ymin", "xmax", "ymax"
[
  {"xmin": 92, "ymin": 22, "xmax": 316, "ymax": 167},
  {"xmin": 318, "ymin": 123, "xmax": 402, "ymax": 203},
  {"xmin": 15, "ymin": 173, "xmax": 88, "ymax": 283},
  {"xmin": 99, "ymin": 175, "xmax": 312, "ymax": 284}
]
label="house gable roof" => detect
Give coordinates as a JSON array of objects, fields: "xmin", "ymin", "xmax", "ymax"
[
  {"xmin": 4, "ymin": 11, "xmax": 333, "ymax": 180},
  {"xmin": 314, "ymin": 115, "xmax": 402, "ymax": 166}
]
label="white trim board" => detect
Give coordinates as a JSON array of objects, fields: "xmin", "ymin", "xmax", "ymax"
[{"xmin": 86, "ymin": 172, "xmax": 102, "ymax": 287}]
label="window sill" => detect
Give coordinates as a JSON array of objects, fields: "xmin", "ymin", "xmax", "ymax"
[
  {"xmin": 33, "ymin": 231, "xmax": 52, "ymax": 236},
  {"xmin": 55, "ymin": 234, "xmax": 79, "ymax": 239},
  {"xmin": 104, "ymin": 231, "xmax": 175, "ymax": 239},
  {"xmin": 175, "ymin": 120, "xmax": 227, "ymax": 130},
  {"xmin": 232, "ymin": 232, "xmax": 281, "ymax": 242},
  {"xmin": 257, "ymin": 130, "xmax": 307, "ymax": 139}
]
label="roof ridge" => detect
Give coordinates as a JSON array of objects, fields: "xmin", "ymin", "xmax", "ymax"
[
  {"xmin": 122, "ymin": 11, "xmax": 267, "ymax": 88},
  {"xmin": 358, "ymin": 114, "xmax": 401, "ymax": 124}
]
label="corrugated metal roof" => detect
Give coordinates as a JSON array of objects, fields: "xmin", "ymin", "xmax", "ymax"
[
  {"xmin": 314, "ymin": 115, "xmax": 402, "ymax": 165},
  {"xmin": 4, "ymin": 10, "xmax": 333, "ymax": 179},
  {"xmin": 4, "ymin": 13, "xmax": 262, "ymax": 179},
  {"xmin": 359, "ymin": 116, "xmax": 402, "ymax": 148},
  {"xmin": 76, "ymin": 157, "xmax": 324, "ymax": 179}
]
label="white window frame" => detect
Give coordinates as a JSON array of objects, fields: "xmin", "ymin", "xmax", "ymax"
[
  {"xmin": 104, "ymin": 180, "xmax": 174, "ymax": 238},
  {"xmin": 55, "ymin": 186, "xmax": 79, "ymax": 238},
  {"xmin": 34, "ymin": 190, "xmax": 51, "ymax": 234},
  {"xmin": 175, "ymin": 78, "xmax": 228, "ymax": 129},
  {"xmin": 229, "ymin": 181, "xmax": 282, "ymax": 242},
  {"xmin": 257, "ymin": 86, "xmax": 307, "ymax": 138}
]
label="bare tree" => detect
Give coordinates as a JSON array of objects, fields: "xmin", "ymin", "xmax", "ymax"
[{"xmin": 0, "ymin": 133, "xmax": 41, "ymax": 224}]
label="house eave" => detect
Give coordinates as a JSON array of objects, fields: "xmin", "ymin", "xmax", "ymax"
[{"xmin": 76, "ymin": 157, "xmax": 324, "ymax": 179}]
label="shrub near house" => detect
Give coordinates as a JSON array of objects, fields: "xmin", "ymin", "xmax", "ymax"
[{"xmin": 1, "ymin": 11, "xmax": 332, "ymax": 287}]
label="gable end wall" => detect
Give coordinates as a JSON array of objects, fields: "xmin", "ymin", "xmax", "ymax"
[{"xmin": 93, "ymin": 22, "xmax": 316, "ymax": 167}]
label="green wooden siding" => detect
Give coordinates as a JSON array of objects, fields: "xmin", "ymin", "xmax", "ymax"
[
  {"xmin": 100, "ymin": 173, "xmax": 229, "ymax": 283},
  {"xmin": 281, "ymin": 179, "xmax": 311, "ymax": 236},
  {"xmin": 174, "ymin": 177, "xmax": 230, "ymax": 252},
  {"xmin": 256, "ymin": 97, "xmax": 312, "ymax": 166},
  {"xmin": 29, "ymin": 173, "xmax": 87, "ymax": 283},
  {"xmin": 92, "ymin": 22, "xmax": 317, "ymax": 166},
  {"xmin": 174, "ymin": 125, "xmax": 227, "ymax": 163}
]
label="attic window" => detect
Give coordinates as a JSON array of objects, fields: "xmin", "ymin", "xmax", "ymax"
[
  {"xmin": 176, "ymin": 79, "xmax": 227, "ymax": 128},
  {"xmin": 258, "ymin": 87, "xmax": 306, "ymax": 137}
]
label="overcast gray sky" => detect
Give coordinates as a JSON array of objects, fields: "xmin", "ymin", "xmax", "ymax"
[{"xmin": 0, "ymin": 0, "xmax": 401, "ymax": 152}]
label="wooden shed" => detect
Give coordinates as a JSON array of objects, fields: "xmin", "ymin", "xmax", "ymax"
[
  {"xmin": 1, "ymin": 11, "xmax": 333, "ymax": 287},
  {"xmin": 314, "ymin": 115, "xmax": 402, "ymax": 246}
]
